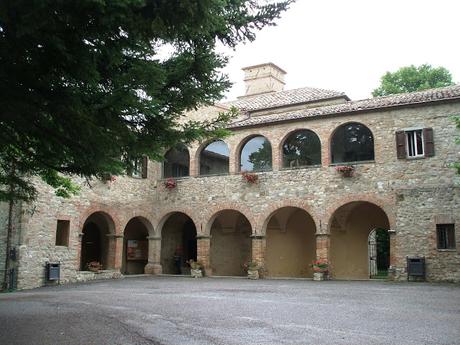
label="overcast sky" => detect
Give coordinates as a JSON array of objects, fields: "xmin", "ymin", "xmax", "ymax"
[{"xmin": 220, "ymin": 0, "xmax": 460, "ymax": 101}]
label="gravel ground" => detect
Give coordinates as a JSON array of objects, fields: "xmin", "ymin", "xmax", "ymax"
[{"xmin": 0, "ymin": 276, "xmax": 459, "ymax": 345}]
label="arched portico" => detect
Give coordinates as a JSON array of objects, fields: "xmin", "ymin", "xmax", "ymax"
[
  {"xmin": 80, "ymin": 212, "xmax": 115, "ymax": 270},
  {"xmin": 210, "ymin": 210, "xmax": 252, "ymax": 276},
  {"xmin": 329, "ymin": 201, "xmax": 390, "ymax": 279},
  {"xmin": 265, "ymin": 207, "xmax": 316, "ymax": 278},
  {"xmin": 122, "ymin": 217, "xmax": 152, "ymax": 275}
]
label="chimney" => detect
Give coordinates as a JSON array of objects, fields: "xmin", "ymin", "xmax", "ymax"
[{"xmin": 241, "ymin": 62, "xmax": 286, "ymax": 97}]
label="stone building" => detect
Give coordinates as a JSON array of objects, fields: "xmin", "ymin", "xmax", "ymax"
[{"xmin": 1, "ymin": 62, "xmax": 459, "ymax": 290}]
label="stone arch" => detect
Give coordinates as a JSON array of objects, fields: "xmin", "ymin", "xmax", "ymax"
[
  {"xmin": 121, "ymin": 213, "xmax": 155, "ymax": 237},
  {"xmin": 208, "ymin": 209, "xmax": 252, "ymax": 276},
  {"xmin": 328, "ymin": 200, "xmax": 392, "ymax": 279},
  {"xmin": 329, "ymin": 121, "xmax": 375, "ymax": 164},
  {"xmin": 78, "ymin": 205, "xmax": 120, "ymax": 235},
  {"xmin": 122, "ymin": 216, "xmax": 151, "ymax": 274},
  {"xmin": 264, "ymin": 205, "xmax": 317, "ymax": 278},
  {"xmin": 196, "ymin": 139, "xmax": 230, "ymax": 176},
  {"xmin": 203, "ymin": 203, "xmax": 256, "ymax": 236},
  {"xmin": 257, "ymin": 199, "xmax": 320, "ymax": 236},
  {"xmin": 155, "ymin": 208, "xmax": 201, "ymax": 237},
  {"xmin": 158, "ymin": 210, "xmax": 198, "ymax": 275},
  {"xmin": 235, "ymin": 133, "xmax": 274, "ymax": 172},
  {"xmin": 79, "ymin": 211, "xmax": 117, "ymax": 270},
  {"xmin": 163, "ymin": 144, "xmax": 191, "ymax": 178},
  {"xmin": 279, "ymin": 128, "xmax": 322, "ymax": 168},
  {"xmin": 324, "ymin": 195, "xmax": 395, "ymax": 234}
]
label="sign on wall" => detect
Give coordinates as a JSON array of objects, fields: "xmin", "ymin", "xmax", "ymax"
[{"xmin": 127, "ymin": 240, "xmax": 148, "ymax": 261}]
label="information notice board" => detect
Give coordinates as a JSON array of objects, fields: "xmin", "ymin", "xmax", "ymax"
[{"xmin": 127, "ymin": 240, "xmax": 148, "ymax": 261}]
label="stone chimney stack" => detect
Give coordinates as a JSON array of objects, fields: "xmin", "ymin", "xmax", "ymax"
[{"xmin": 242, "ymin": 62, "xmax": 286, "ymax": 97}]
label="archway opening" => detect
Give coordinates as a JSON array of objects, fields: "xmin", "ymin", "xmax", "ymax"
[
  {"xmin": 240, "ymin": 136, "xmax": 272, "ymax": 172},
  {"xmin": 265, "ymin": 207, "xmax": 316, "ymax": 278},
  {"xmin": 330, "ymin": 202, "xmax": 390, "ymax": 279},
  {"xmin": 200, "ymin": 140, "xmax": 230, "ymax": 176},
  {"xmin": 122, "ymin": 217, "xmax": 150, "ymax": 275},
  {"xmin": 368, "ymin": 228, "xmax": 390, "ymax": 279},
  {"xmin": 80, "ymin": 212, "xmax": 113, "ymax": 271},
  {"xmin": 210, "ymin": 210, "xmax": 252, "ymax": 276},
  {"xmin": 163, "ymin": 144, "xmax": 190, "ymax": 178},
  {"xmin": 331, "ymin": 122, "xmax": 374, "ymax": 163},
  {"xmin": 160, "ymin": 213, "xmax": 197, "ymax": 274}
]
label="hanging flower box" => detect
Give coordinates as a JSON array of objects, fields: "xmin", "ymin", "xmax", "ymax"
[
  {"xmin": 242, "ymin": 172, "xmax": 258, "ymax": 184},
  {"xmin": 164, "ymin": 178, "xmax": 177, "ymax": 190},
  {"xmin": 335, "ymin": 165, "xmax": 355, "ymax": 177}
]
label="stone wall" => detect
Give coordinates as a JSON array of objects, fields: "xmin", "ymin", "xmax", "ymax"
[{"xmin": 8, "ymin": 99, "xmax": 460, "ymax": 289}]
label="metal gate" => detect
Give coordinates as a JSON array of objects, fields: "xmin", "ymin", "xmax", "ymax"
[{"xmin": 368, "ymin": 229, "xmax": 378, "ymax": 278}]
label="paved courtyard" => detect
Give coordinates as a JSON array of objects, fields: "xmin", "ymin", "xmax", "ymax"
[{"xmin": 0, "ymin": 276, "xmax": 459, "ymax": 345}]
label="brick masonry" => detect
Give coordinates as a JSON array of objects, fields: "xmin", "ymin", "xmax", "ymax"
[{"xmin": 2, "ymin": 90, "xmax": 460, "ymax": 289}]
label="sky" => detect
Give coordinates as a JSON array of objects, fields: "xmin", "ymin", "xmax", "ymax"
[{"xmin": 219, "ymin": 0, "xmax": 460, "ymax": 101}]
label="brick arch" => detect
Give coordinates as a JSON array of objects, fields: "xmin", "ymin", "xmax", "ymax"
[
  {"xmin": 278, "ymin": 128, "xmax": 323, "ymax": 168},
  {"xmin": 328, "ymin": 121, "xmax": 375, "ymax": 165},
  {"xmin": 256, "ymin": 199, "xmax": 320, "ymax": 236},
  {"xmin": 121, "ymin": 215, "xmax": 155, "ymax": 237},
  {"xmin": 234, "ymin": 132, "xmax": 276, "ymax": 173},
  {"xmin": 78, "ymin": 205, "xmax": 121, "ymax": 235},
  {"xmin": 155, "ymin": 208, "xmax": 200, "ymax": 237},
  {"xmin": 194, "ymin": 139, "xmax": 231, "ymax": 176},
  {"xmin": 202, "ymin": 203, "xmax": 256, "ymax": 236},
  {"xmin": 162, "ymin": 144, "xmax": 192, "ymax": 178},
  {"xmin": 324, "ymin": 194, "xmax": 396, "ymax": 234}
]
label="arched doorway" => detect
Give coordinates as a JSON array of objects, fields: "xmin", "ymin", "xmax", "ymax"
[
  {"xmin": 160, "ymin": 213, "xmax": 197, "ymax": 274},
  {"xmin": 265, "ymin": 207, "xmax": 316, "ymax": 278},
  {"xmin": 80, "ymin": 212, "xmax": 114, "ymax": 271},
  {"xmin": 122, "ymin": 217, "xmax": 151, "ymax": 275},
  {"xmin": 368, "ymin": 228, "xmax": 390, "ymax": 279},
  {"xmin": 330, "ymin": 202, "xmax": 390, "ymax": 279},
  {"xmin": 210, "ymin": 210, "xmax": 252, "ymax": 276}
]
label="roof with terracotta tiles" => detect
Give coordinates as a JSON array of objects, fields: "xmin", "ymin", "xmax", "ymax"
[
  {"xmin": 227, "ymin": 85, "xmax": 460, "ymax": 128},
  {"xmin": 222, "ymin": 86, "xmax": 348, "ymax": 111}
]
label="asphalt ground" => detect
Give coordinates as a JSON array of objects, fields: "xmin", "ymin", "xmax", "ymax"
[{"xmin": 0, "ymin": 276, "xmax": 459, "ymax": 345}]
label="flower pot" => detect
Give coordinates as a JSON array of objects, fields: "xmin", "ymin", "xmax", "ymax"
[
  {"xmin": 313, "ymin": 272, "xmax": 325, "ymax": 281},
  {"xmin": 247, "ymin": 269, "xmax": 259, "ymax": 280},
  {"xmin": 191, "ymin": 268, "xmax": 203, "ymax": 278}
]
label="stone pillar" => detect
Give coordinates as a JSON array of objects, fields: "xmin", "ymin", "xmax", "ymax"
[
  {"xmin": 144, "ymin": 236, "xmax": 162, "ymax": 274},
  {"xmin": 197, "ymin": 235, "xmax": 212, "ymax": 276},
  {"xmin": 229, "ymin": 146, "xmax": 237, "ymax": 175},
  {"xmin": 387, "ymin": 229, "xmax": 398, "ymax": 280},
  {"xmin": 315, "ymin": 233, "xmax": 330, "ymax": 262},
  {"xmin": 107, "ymin": 234, "xmax": 124, "ymax": 271},
  {"xmin": 251, "ymin": 235, "xmax": 266, "ymax": 267}
]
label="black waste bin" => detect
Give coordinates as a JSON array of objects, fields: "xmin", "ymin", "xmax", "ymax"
[
  {"xmin": 46, "ymin": 262, "xmax": 60, "ymax": 282},
  {"xmin": 407, "ymin": 257, "xmax": 425, "ymax": 281}
]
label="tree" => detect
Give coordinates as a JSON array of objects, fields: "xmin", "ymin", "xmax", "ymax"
[
  {"xmin": 0, "ymin": 0, "xmax": 293, "ymax": 202},
  {"xmin": 372, "ymin": 64, "xmax": 454, "ymax": 97}
]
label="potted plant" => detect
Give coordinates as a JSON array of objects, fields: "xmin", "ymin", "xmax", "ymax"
[
  {"xmin": 164, "ymin": 177, "xmax": 177, "ymax": 190},
  {"xmin": 311, "ymin": 260, "xmax": 329, "ymax": 281},
  {"xmin": 87, "ymin": 261, "xmax": 103, "ymax": 273},
  {"xmin": 243, "ymin": 261, "xmax": 262, "ymax": 279},
  {"xmin": 242, "ymin": 171, "xmax": 258, "ymax": 184},
  {"xmin": 335, "ymin": 165, "xmax": 355, "ymax": 177},
  {"xmin": 187, "ymin": 259, "xmax": 203, "ymax": 278}
]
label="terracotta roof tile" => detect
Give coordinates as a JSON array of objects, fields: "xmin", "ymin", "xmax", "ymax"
[{"xmin": 228, "ymin": 85, "xmax": 460, "ymax": 128}]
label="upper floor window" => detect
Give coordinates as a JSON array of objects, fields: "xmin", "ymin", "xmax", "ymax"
[
  {"xmin": 331, "ymin": 122, "xmax": 374, "ymax": 163},
  {"xmin": 200, "ymin": 140, "xmax": 230, "ymax": 176},
  {"xmin": 240, "ymin": 136, "xmax": 272, "ymax": 172},
  {"xmin": 163, "ymin": 145, "xmax": 190, "ymax": 178},
  {"xmin": 396, "ymin": 128, "xmax": 434, "ymax": 159},
  {"xmin": 128, "ymin": 156, "xmax": 148, "ymax": 178},
  {"xmin": 282, "ymin": 130, "xmax": 321, "ymax": 168},
  {"xmin": 436, "ymin": 224, "xmax": 456, "ymax": 250}
]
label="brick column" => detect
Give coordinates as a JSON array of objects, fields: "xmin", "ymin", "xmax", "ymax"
[
  {"xmin": 387, "ymin": 229, "xmax": 398, "ymax": 280},
  {"xmin": 144, "ymin": 236, "xmax": 162, "ymax": 274},
  {"xmin": 315, "ymin": 233, "xmax": 330, "ymax": 262},
  {"xmin": 197, "ymin": 235, "xmax": 211, "ymax": 276},
  {"xmin": 107, "ymin": 234, "xmax": 124, "ymax": 271},
  {"xmin": 251, "ymin": 235, "xmax": 266, "ymax": 267}
]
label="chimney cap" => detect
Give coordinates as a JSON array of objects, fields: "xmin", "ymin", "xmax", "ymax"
[{"xmin": 241, "ymin": 62, "xmax": 287, "ymax": 74}]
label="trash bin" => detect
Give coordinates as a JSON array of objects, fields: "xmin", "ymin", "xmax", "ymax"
[
  {"xmin": 406, "ymin": 257, "xmax": 425, "ymax": 281},
  {"xmin": 46, "ymin": 262, "xmax": 60, "ymax": 282}
]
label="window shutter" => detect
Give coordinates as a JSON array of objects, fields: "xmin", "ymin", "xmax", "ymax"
[
  {"xmin": 141, "ymin": 156, "xmax": 148, "ymax": 178},
  {"xmin": 423, "ymin": 127, "xmax": 434, "ymax": 157},
  {"xmin": 395, "ymin": 131, "xmax": 406, "ymax": 159}
]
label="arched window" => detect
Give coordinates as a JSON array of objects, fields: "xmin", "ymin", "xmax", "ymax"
[
  {"xmin": 163, "ymin": 145, "xmax": 190, "ymax": 178},
  {"xmin": 282, "ymin": 130, "xmax": 321, "ymax": 168},
  {"xmin": 331, "ymin": 122, "xmax": 374, "ymax": 163},
  {"xmin": 200, "ymin": 140, "xmax": 230, "ymax": 176},
  {"xmin": 240, "ymin": 136, "xmax": 272, "ymax": 172}
]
